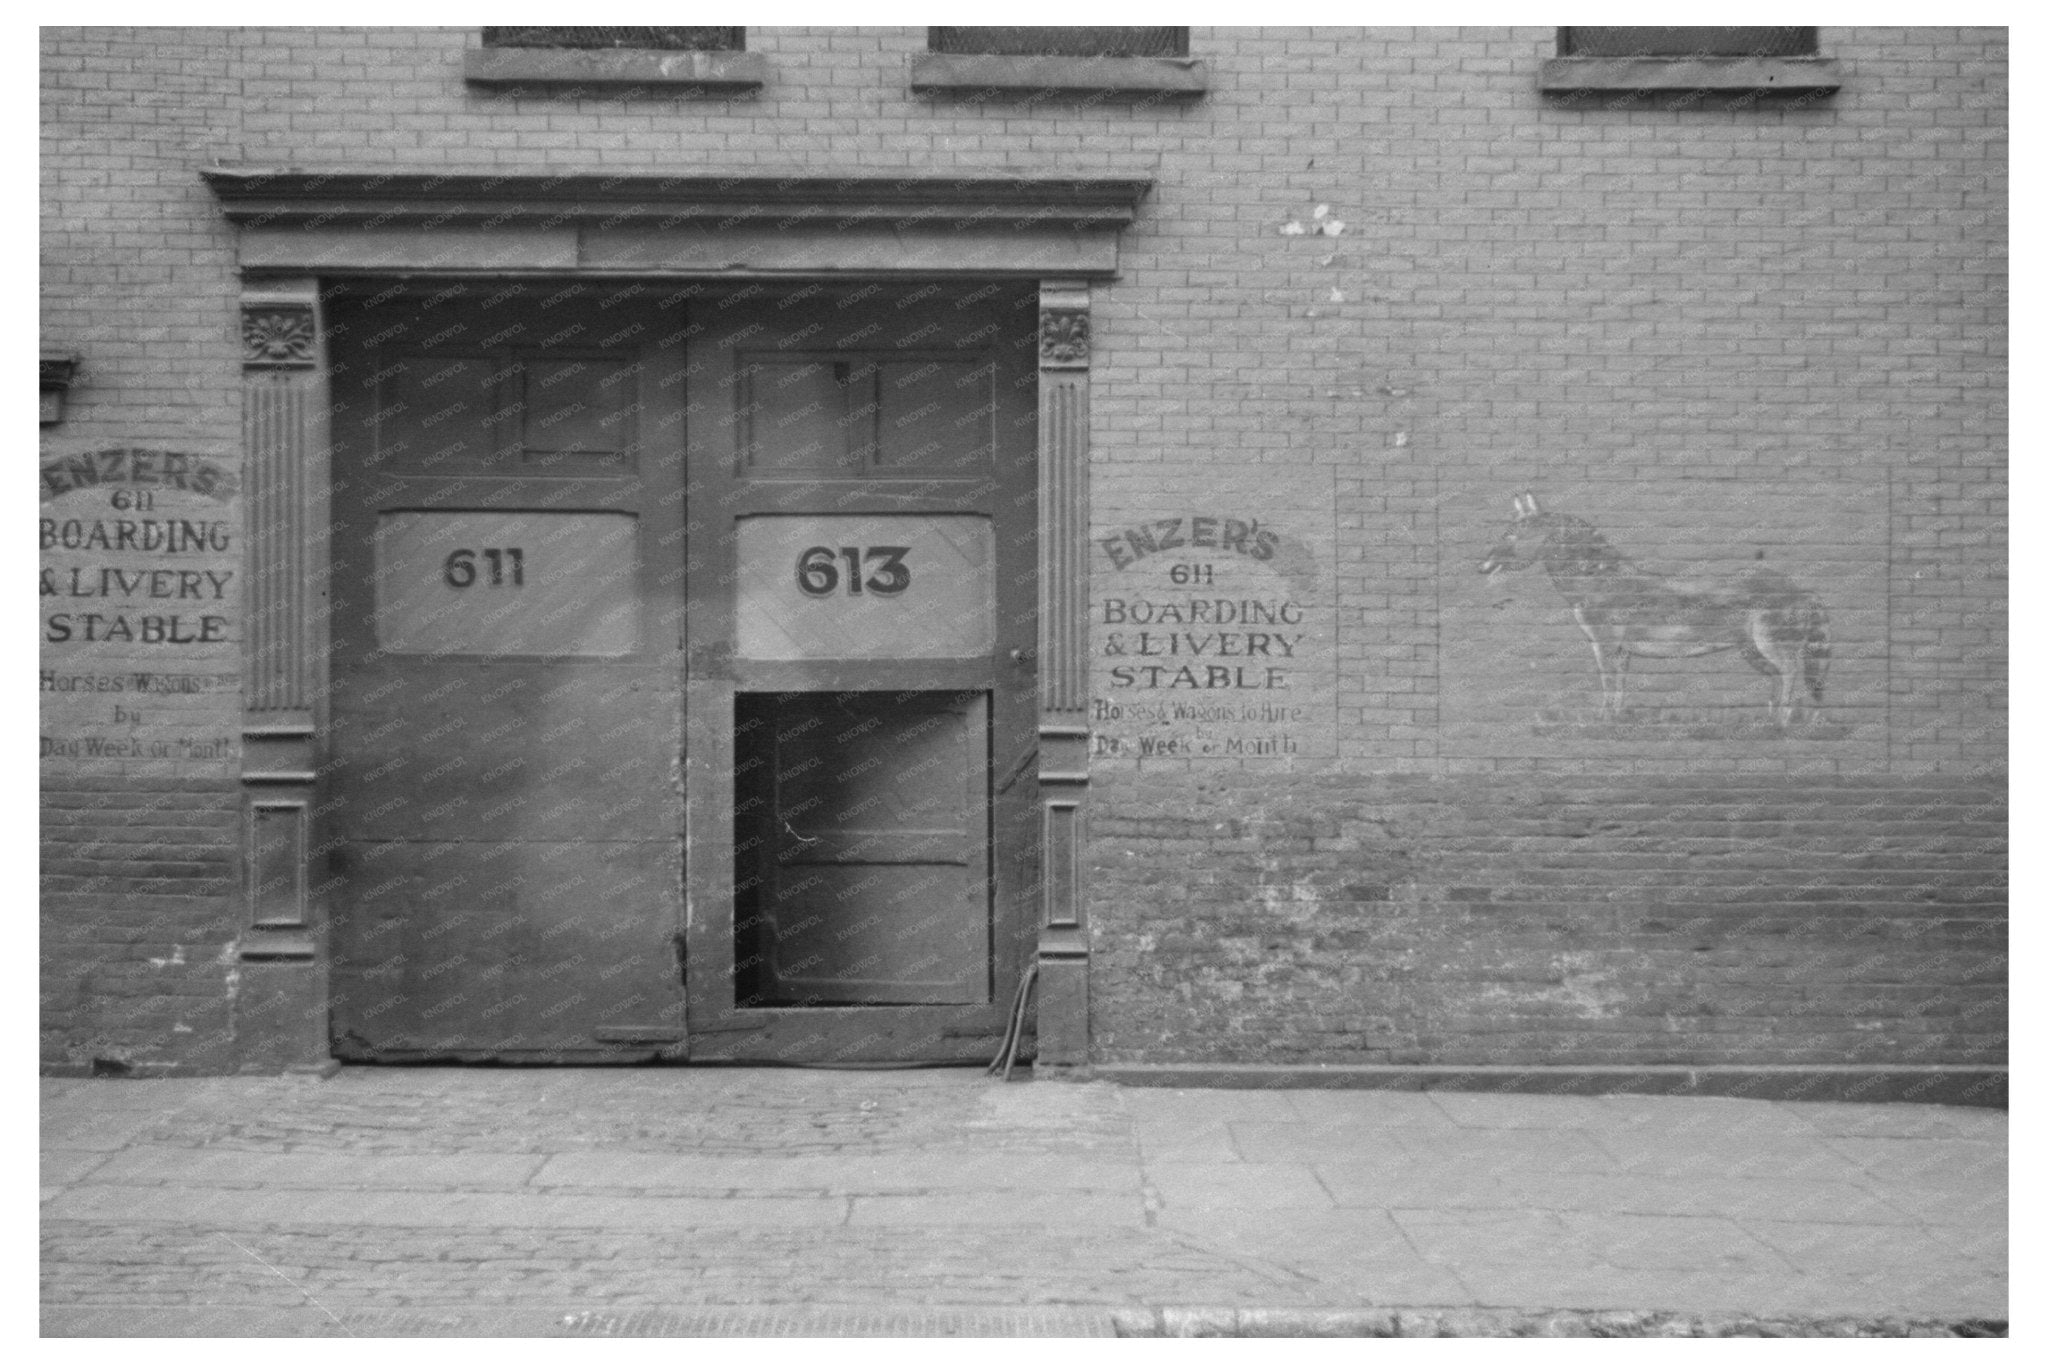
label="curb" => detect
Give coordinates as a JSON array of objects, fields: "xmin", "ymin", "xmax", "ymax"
[
  {"xmin": 1110, "ymin": 1308, "xmax": 2010, "ymax": 1338},
  {"xmin": 1091, "ymin": 1064, "xmax": 2010, "ymax": 1109},
  {"xmin": 41, "ymin": 1305, "xmax": 2009, "ymax": 1339}
]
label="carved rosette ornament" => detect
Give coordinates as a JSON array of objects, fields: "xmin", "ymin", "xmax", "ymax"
[
  {"xmin": 242, "ymin": 305, "xmax": 318, "ymax": 368},
  {"xmin": 1038, "ymin": 309, "xmax": 1090, "ymax": 369}
]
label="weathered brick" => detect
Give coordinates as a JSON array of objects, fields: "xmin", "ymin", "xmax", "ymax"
[{"xmin": 39, "ymin": 26, "xmax": 2006, "ymax": 1073}]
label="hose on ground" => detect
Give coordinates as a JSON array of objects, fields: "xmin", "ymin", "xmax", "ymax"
[{"xmin": 986, "ymin": 961, "xmax": 1039, "ymax": 1081}]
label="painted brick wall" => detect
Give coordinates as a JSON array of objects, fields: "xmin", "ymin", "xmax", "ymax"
[
  {"xmin": 39, "ymin": 27, "xmax": 2006, "ymax": 1072},
  {"xmin": 41, "ymin": 28, "xmax": 246, "ymax": 1072}
]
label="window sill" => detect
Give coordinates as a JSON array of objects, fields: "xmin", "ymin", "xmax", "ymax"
[
  {"xmin": 464, "ymin": 47, "xmax": 766, "ymax": 93},
  {"xmin": 909, "ymin": 53, "xmax": 1206, "ymax": 98},
  {"xmin": 238, "ymin": 930, "xmax": 317, "ymax": 963},
  {"xmin": 1539, "ymin": 56, "xmax": 1840, "ymax": 96}
]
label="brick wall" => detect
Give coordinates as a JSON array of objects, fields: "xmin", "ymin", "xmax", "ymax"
[
  {"xmin": 1079, "ymin": 25, "xmax": 2005, "ymax": 1065},
  {"xmin": 1089, "ymin": 773, "xmax": 2005, "ymax": 1066},
  {"xmin": 41, "ymin": 29, "xmax": 246, "ymax": 1071},
  {"xmin": 40, "ymin": 27, "xmax": 2006, "ymax": 1072}
]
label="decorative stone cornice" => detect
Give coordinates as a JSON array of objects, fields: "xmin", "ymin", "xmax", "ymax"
[{"xmin": 202, "ymin": 169, "xmax": 1154, "ymax": 232}]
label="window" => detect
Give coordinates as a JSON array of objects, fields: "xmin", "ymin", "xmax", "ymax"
[
  {"xmin": 927, "ymin": 27, "xmax": 1188, "ymax": 58},
  {"xmin": 482, "ymin": 27, "xmax": 744, "ymax": 51},
  {"xmin": 911, "ymin": 25, "xmax": 1204, "ymax": 98},
  {"xmin": 1557, "ymin": 27, "xmax": 1816, "ymax": 59},
  {"xmin": 1541, "ymin": 25, "xmax": 1838, "ymax": 97},
  {"xmin": 464, "ymin": 27, "xmax": 763, "ymax": 92}
]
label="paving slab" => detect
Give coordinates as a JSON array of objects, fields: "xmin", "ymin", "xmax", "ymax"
[
  {"xmin": 1130, "ymin": 1123, "xmax": 1241, "ymax": 1163},
  {"xmin": 533, "ymin": 1149, "xmax": 1140, "ymax": 1194},
  {"xmin": 1379, "ymin": 1125, "xmax": 1623, "ymax": 1173},
  {"xmin": 1144, "ymin": 1161, "xmax": 1334, "ymax": 1211},
  {"xmin": 1823, "ymin": 1136, "xmax": 2008, "ymax": 1183},
  {"xmin": 1550, "ymin": 1211, "xmax": 1792, "ymax": 1274},
  {"xmin": 1479, "ymin": 1173, "xmax": 1916, "ymax": 1223},
  {"xmin": 1738, "ymin": 1220, "xmax": 1998, "ymax": 1274},
  {"xmin": 40, "ymin": 1149, "xmax": 113, "ymax": 1191},
  {"xmin": 94, "ymin": 1148, "xmax": 547, "ymax": 1189},
  {"xmin": 1593, "ymin": 1093, "xmax": 1831, "ymax": 1138},
  {"xmin": 1392, "ymin": 1208, "xmax": 1610, "ymax": 1270},
  {"xmin": 1923, "ymin": 1219, "xmax": 2009, "ymax": 1259},
  {"xmin": 1149, "ymin": 1206, "xmax": 1427, "ymax": 1275},
  {"xmin": 39, "ymin": 1071, "xmax": 2006, "ymax": 1336},
  {"xmin": 1318, "ymin": 1173, "xmax": 1529, "ymax": 1212},
  {"xmin": 845, "ymin": 1191, "xmax": 1143, "ymax": 1228},
  {"xmin": 1786, "ymin": 1103, "xmax": 2007, "ymax": 1139},
  {"xmin": 1863, "ymin": 1181, "xmax": 2009, "ymax": 1225},
  {"xmin": 48, "ymin": 1183, "xmax": 852, "ymax": 1230},
  {"xmin": 40, "ymin": 1106, "xmax": 174, "ymax": 1153},
  {"xmin": 1283, "ymin": 1089, "xmax": 1460, "ymax": 1127},
  {"xmin": 40, "ymin": 1305, "xmax": 1125, "ymax": 1337},
  {"xmin": 1121, "ymin": 1087, "xmax": 1296, "ymax": 1119},
  {"xmin": 1427, "ymin": 1092, "xmax": 1630, "ymax": 1129},
  {"xmin": 1440, "ymin": 1265, "xmax": 1889, "ymax": 1318},
  {"xmin": 1588, "ymin": 1129, "xmax": 1871, "ymax": 1182}
]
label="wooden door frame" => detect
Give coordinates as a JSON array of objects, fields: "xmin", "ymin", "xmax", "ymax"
[{"xmin": 212, "ymin": 171, "xmax": 1144, "ymax": 1072}]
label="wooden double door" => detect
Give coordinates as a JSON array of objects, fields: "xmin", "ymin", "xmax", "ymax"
[{"xmin": 323, "ymin": 281, "xmax": 1039, "ymax": 1062}]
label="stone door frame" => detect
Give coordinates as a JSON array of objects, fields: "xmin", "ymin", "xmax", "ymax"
[{"xmin": 207, "ymin": 170, "xmax": 1147, "ymax": 1073}]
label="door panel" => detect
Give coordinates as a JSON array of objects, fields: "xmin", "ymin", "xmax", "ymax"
[
  {"xmin": 736, "ymin": 691, "xmax": 990, "ymax": 1006},
  {"xmin": 330, "ymin": 659, "xmax": 674, "ymax": 843},
  {"xmin": 332, "ymin": 839, "xmax": 680, "ymax": 1056},
  {"xmin": 686, "ymin": 285, "xmax": 1039, "ymax": 1061},
  {"xmin": 733, "ymin": 514, "xmax": 997, "ymax": 661},
  {"xmin": 324, "ymin": 287, "xmax": 686, "ymax": 1062}
]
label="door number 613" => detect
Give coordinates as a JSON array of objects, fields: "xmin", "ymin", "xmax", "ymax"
[{"xmin": 796, "ymin": 545, "xmax": 910, "ymax": 598}]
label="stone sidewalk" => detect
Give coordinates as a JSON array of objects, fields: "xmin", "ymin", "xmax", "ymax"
[{"xmin": 40, "ymin": 1068, "xmax": 2006, "ymax": 1336}]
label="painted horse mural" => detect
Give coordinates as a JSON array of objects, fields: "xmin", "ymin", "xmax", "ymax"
[{"xmin": 1479, "ymin": 493, "xmax": 1831, "ymax": 726}]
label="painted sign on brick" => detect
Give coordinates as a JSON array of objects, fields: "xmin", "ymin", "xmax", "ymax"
[
  {"xmin": 39, "ymin": 448, "xmax": 240, "ymax": 770},
  {"xmin": 1438, "ymin": 473, "xmax": 1888, "ymax": 756},
  {"xmin": 1091, "ymin": 470, "xmax": 1335, "ymax": 760}
]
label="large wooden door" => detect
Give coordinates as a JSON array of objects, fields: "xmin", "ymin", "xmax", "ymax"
[
  {"xmin": 323, "ymin": 285, "xmax": 688, "ymax": 1061},
  {"xmin": 686, "ymin": 285, "xmax": 1040, "ymax": 1061},
  {"xmin": 321, "ymin": 280, "xmax": 1036, "ymax": 1064}
]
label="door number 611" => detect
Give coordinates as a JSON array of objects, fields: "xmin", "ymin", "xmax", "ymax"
[{"xmin": 796, "ymin": 545, "xmax": 910, "ymax": 597}]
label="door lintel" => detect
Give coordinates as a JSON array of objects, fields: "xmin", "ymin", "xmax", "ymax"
[{"xmin": 205, "ymin": 170, "xmax": 1150, "ymax": 278}]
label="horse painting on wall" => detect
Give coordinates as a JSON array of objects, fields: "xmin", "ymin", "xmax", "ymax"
[{"xmin": 1479, "ymin": 492, "xmax": 1832, "ymax": 727}]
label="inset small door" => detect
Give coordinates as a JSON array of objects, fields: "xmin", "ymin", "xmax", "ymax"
[{"xmin": 735, "ymin": 690, "xmax": 991, "ymax": 1006}]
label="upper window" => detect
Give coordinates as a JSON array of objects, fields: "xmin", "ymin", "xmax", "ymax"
[
  {"xmin": 926, "ymin": 27, "xmax": 1188, "ymax": 58},
  {"xmin": 1557, "ymin": 27, "xmax": 1816, "ymax": 59},
  {"xmin": 1541, "ymin": 25, "xmax": 1838, "ymax": 97},
  {"xmin": 465, "ymin": 27, "xmax": 762, "ymax": 92},
  {"xmin": 911, "ymin": 26, "xmax": 1204, "ymax": 99},
  {"xmin": 482, "ymin": 27, "xmax": 744, "ymax": 51}
]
